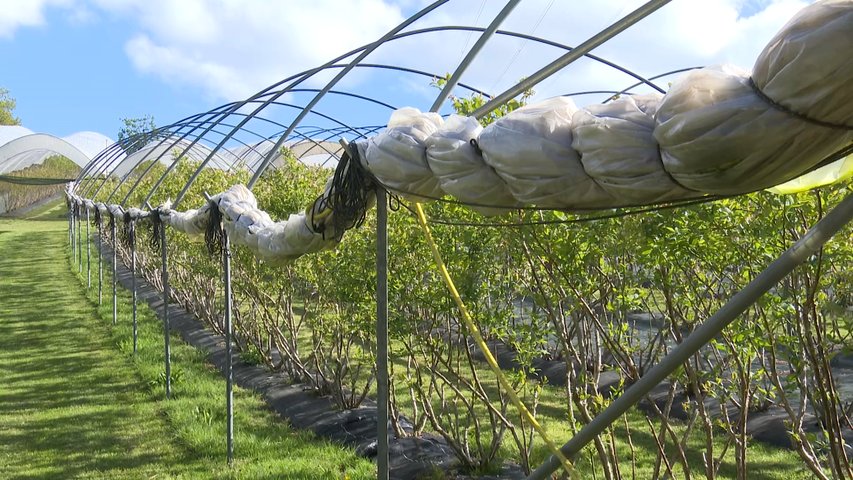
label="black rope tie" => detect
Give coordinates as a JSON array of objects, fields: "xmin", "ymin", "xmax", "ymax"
[
  {"xmin": 312, "ymin": 143, "xmax": 376, "ymax": 240},
  {"xmin": 150, "ymin": 208, "xmax": 163, "ymax": 251},
  {"xmin": 748, "ymin": 77, "xmax": 853, "ymax": 131},
  {"xmin": 205, "ymin": 200, "xmax": 224, "ymax": 257},
  {"xmin": 388, "ymin": 193, "xmax": 403, "ymax": 212},
  {"xmin": 108, "ymin": 211, "xmax": 116, "ymax": 238},
  {"xmin": 469, "ymin": 138, "xmax": 483, "ymax": 157},
  {"xmin": 122, "ymin": 211, "xmax": 134, "ymax": 248}
]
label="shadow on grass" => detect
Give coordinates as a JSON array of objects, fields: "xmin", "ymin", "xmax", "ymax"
[{"xmin": 0, "ymin": 221, "xmax": 212, "ymax": 479}]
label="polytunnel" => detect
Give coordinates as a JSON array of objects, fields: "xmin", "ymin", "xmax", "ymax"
[
  {"xmin": 63, "ymin": 1, "xmax": 853, "ymax": 479},
  {"xmin": 0, "ymin": 126, "xmax": 115, "ymax": 213}
]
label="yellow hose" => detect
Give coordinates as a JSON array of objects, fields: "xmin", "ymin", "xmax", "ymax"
[{"xmin": 412, "ymin": 202, "xmax": 574, "ymax": 477}]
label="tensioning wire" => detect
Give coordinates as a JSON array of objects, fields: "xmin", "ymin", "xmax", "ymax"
[
  {"xmin": 397, "ymin": 194, "xmax": 727, "ymax": 228},
  {"xmin": 412, "ymin": 201, "xmax": 575, "ymax": 477}
]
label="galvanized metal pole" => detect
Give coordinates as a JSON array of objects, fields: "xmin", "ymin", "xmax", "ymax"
[
  {"xmin": 472, "ymin": 0, "xmax": 672, "ymax": 120},
  {"xmin": 223, "ymin": 229, "xmax": 234, "ymax": 466},
  {"xmin": 376, "ymin": 188, "xmax": 389, "ymax": 480},
  {"xmin": 71, "ymin": 205, "xmax": 76, "ymax": 259},
  {"xmin": 98, "ymin": 219, "xmax": 103, "ymax": 304},
  {"xmin": 527, "ymin": 191, "xmax": 853, "ymax": 480},
  {"xmin": 131, "ymin": 220, "xmax": 138, "ymax": 355},
  {"xmin": 78, "ymin": 207, "xmax": 83, "ymax": 273},
  {"xmin": 86, "ymin": 209, "xmax": 91, "ymax": 288},
  {"xmin": 68, "ymin": 203, "xmax": 73, "ymax": 248},
  {"xmin": 160, "ymin": 221, "xmax": 171, "ymax": 399},
  {"xmin": 429, "ymin": 0, "xmax": 521, "ymax": 113},
  {"xmin": 112, "ymin": 217, "xmax": 117, "ymax": 326}
]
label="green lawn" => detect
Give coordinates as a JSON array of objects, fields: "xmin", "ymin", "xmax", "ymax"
[{"xmin": 0, "ymin": 201, "xmax": 374, "ymax": 479}]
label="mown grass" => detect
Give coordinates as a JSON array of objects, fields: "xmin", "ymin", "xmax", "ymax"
[{"xmin": 0, "ymin": 201, "xmax": 374, "ymax": 479}]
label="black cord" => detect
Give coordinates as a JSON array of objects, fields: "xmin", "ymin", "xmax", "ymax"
[
  {"xmin": 150, "ymin": 208, "xmax": 163, "ymax": 251},
  {"xmin": 311, "ymin": 143, "xmax": 376, "ymax": 240},
  {"xmin": 748, "ymin": 77, "xmax": 853, "ymax": 131},
  {"xmin": 205, "ymin": 200, "xmax": 223, "ymax": 256},
  {"xmin": 122, "ymin": 211, "xmax": 133, "ymax": 248},
  {"xmin": 397, "ymin": 195, "xmax": 731, "ymax": 228}
]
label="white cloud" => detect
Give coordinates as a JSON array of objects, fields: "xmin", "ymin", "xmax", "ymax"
[
  {"xmin": 0, "ymin": 0, "xmax": 74, "ymax": 38},
  {"xmin": 92, "ymin": 0, "xmax": 406, "ymax": 100}
]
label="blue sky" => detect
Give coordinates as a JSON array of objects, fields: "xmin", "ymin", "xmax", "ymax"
[
  {"xmin": 1, "ymin": 0, "xmax": 813, "ymax": 141},
  {"xmin": 1, "ymin": 2, "xmax": 247, "ymax": 138}
]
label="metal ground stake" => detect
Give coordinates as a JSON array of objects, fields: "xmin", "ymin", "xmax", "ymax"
[
  {"xmin": 376, "ymin": 189, "xmax": 389, "ymax": 480},
  {"xmin": 160, "ymin": 222, "xmax": 171, "ymax": 399},
  {"xmin": 112, "ymin": 217, "xmax": 117, "ymax": 325},
  {"xmin": 223, "ymin": 229, "xmax": 234, "ymax": 465}
]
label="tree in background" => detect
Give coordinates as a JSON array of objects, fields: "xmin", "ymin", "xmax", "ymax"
[
  {"xmin": 117, "ymin": 115, "xmax": 157, "ymax": 154},
  {"xmin": 1, "ymin": 88, "xmax": 21, "ymax": 126}
]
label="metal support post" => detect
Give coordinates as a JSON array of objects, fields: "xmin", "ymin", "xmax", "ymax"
[
  {"xmin": 78, "ymin": 207, "xmax": 83, "ymax": 273},
  {"xmin": 376, "ymin": 189, "xmax": 389, "ymax": 480},
  {"xmin": 98, "ymin": 221, "xmax": 103, "ymax": 305},
  {"xmin": 527, "ymin": 191, "xmax": 853, "ymax": 480},
  {"xmin": 160, "ymin": 222, "xmax": 171, "ymax": 399},
  {"xmin": 223, "ymin": 229, "xmax": 234, "ymax": 466},
  {"xmin": 131, "ymin": 221, "xmax": 138, "ymax": 355},
  {"xmin": 86, "ymin": 209, "xmax": 91, "ymax": 288},
  {"xmin": 112, "ymin": 218, "xmax": 117, "ymax": 325},
  {"xmin": 71, "ymin": 206, "xmax": 76, "ymax": 259},
  {"xmin": 68, "ymin": 204, "xmax": 73, "ymax": 248}
]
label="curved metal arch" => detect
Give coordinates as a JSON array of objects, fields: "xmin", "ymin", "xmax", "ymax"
[
  {"xmin": 108, "ymin": 109, "xmax": 384, "ymax": 207},
  {"xmin": 83, "ymin": 102, "xmax": 275, "ymax": 201},
  {"xmin": 472, "ymin": 0, "xmax": 672, "ymax": 118},
  {"xmin": 76, "ymin": 107, "xmax": 232, "ymax": 192},
  {"xmin": 143, "ymin": 96, "xmax": 393, "ymax": 208},
  {"xmin": 175, "ymin": 0, "xmax": 452, "ymax": 205},
  {"xmin": 76, "ymin": 142, "xmax": 129, "ymax": 198},
  {"xmin": 376, "ymin": 25, "xmax": 667, "ymax": 95},
  {"xmin": 80, "ymin": 128, "xmax": 208, "ymax": 200},
  {"xmin": 124, "ymin": 113, "xmax": 384, "ymax": 208},
  {"xmin": 83, "ymin": 1, "xmax": 684, "ymax": 209},
  {"xmin": 101, "ymin": 137, "xmax": 236, "ymax": 204},
  {"xmin": 243, "ymin": 21, "xmax": 681, "ymax": 185},
  {"xmin": 286, "ymin": 88, "xmax": 398, "ymax": 111},
  {"xmin": 122, "ymin": 1, "xmax": 450, "ymax": 210},
  {"xmin": 81, "ymin": 104, "xmax": 278, "ymax": 200},
  {"xmin": 109, "ymin": 120, "xmax": 288, "ymax": 206}
]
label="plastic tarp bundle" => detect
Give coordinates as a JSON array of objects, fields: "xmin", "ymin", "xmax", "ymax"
[
  {"xmin": 572, "ymin": 93, "xmax": 692, "ymax": 204},
  {"xmin": 107, "ymin": 204, "xmax": 124, "ymax": 219},
  {"xmin": 354, "ymin": 0, "xmax": 852, "ymax": 214},
  {"xmin": 159, "ymin": 184, "xmax": 338, "ymax": 264},
  {"xmin": 66, "ymin": 0, "xmax": 852, "ymax": 265},
  {"xmin": 67, "ymin": 184, "xmax": 339, "ymax": 264},
  {"xmin": 164, "ymin": 203, "xmax": 210, "ymax": 237},
  {"xmin": 356, "ymin": 108, "xmax": 445, "ymax": 203},
  {"xmin": 425, "ymin": 115, "xmax": 518, "ymax": 215}
]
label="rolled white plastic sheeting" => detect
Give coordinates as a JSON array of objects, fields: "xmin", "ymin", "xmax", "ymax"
[
  {"xmin": 354, "ymin": 0, "xmax": 852, "ymax": 212},
  {"xmin": 65, "ymin": 0, "xmax": 852, "ymax": 265},
  {"xmin": 159, "ymin": 185, "xmax": 337, "ymax": 264}
]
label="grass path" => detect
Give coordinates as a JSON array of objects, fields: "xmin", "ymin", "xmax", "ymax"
[{"xmin": 0, "ymin": 203, "xmax": 373, "ymax": 479}]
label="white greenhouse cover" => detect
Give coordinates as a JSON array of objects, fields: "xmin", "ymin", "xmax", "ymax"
[{"xmin": 0, "ymin": 126, "xmax": 115, "ymax": 173}]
